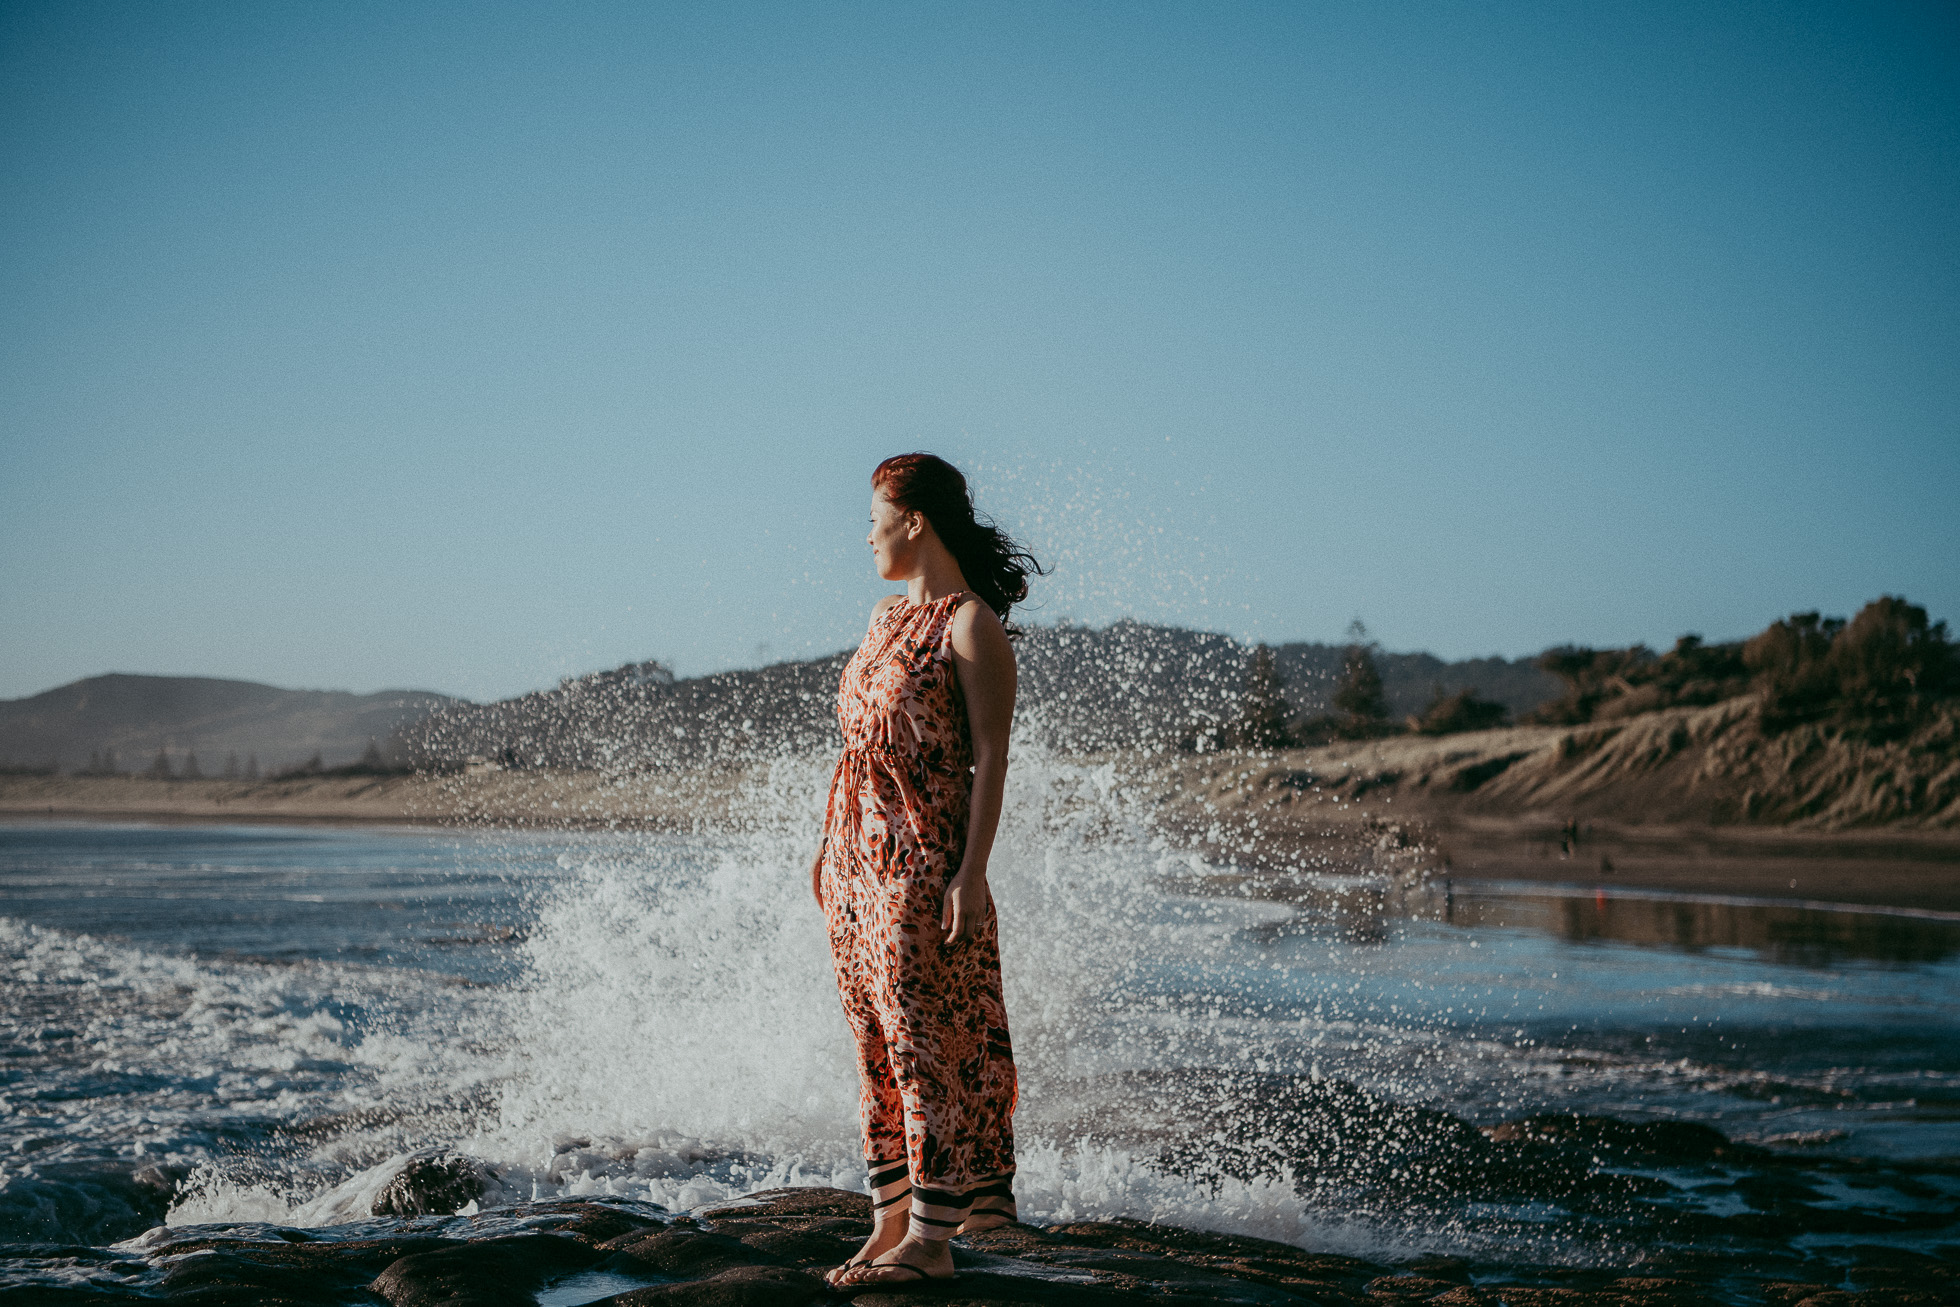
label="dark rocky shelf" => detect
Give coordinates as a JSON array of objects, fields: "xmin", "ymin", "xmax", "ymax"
[{"xmin": 7, "ymin": 1185, "xmax": 1956, "ymax": 1306}]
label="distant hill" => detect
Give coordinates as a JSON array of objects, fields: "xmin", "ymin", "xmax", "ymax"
[
  {"xmin": 0, "ymin": 674, "xmax": 460, "ymax": 776},
  {"xmin": 399, "ymin": 621, "xmax": 1271, "ymax": 770},
  {"xmin": 1270, "ymin": 644, "xmax": 1559, "ymax": 720},
  {"xmin": 399, "ymin": 620, "xmax": 1564, "ymax": 770},
  {"xmin": 2, "ymin": 628, "xmax": 1568, "ymax": 779}
]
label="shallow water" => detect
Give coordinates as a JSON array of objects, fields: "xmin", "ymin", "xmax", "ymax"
[{"xmin": 3, "ymin": 764, "xmax": 1958, "ymax": 1289}]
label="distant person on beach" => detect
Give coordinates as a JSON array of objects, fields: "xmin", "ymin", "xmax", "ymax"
[{"xmin": 811, "ymin": 453, "xmax": 1042, "ymax": 1291}]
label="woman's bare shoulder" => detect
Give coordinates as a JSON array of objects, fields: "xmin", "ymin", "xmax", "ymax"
[
  {"xmin": 869, "ymin": 594, "xmax": 906, "ymax": 626},
  {"xmin": 951, "ymin": 595, "xmax": 1010, "ymax": 654}
]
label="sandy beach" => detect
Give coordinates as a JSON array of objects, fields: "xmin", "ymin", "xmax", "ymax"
[
  {"xmin": 9, "ymin": 762, "xmax": 1960, "ymax": 915},
  {"xmin": 0, "ymin": 768, "xmax": 744, "ymax": 831}
]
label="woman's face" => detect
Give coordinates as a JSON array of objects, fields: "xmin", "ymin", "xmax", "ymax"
[{"xmin": 868, "ymin": 490, "xmax": 921, "ymax": 581}]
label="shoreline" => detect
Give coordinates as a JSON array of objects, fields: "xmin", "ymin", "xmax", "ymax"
[
  {"xmin": 9, "ymin": 770, "xmax": 1960, "ymax": 915},
  {"xmin": 0, "ymin": 769, "xmax": 743, "ymax": 832}
]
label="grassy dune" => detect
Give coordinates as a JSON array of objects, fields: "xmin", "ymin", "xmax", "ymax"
[
  {"xmin": 1158, "ymin": 697, "xmax": 1960, "ymax": 833},
  {"xmin": 1141, "ymin": 696, "xmax": 1960, "ymax": 910}
]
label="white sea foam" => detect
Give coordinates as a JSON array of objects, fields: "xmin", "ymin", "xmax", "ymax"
[{"xmin": 131, "ymin": 741, "xmax": 1439, "ymax": 1257}]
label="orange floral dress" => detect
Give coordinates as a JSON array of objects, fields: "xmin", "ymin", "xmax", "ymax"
[{"xmin": 820, "ymin": 591, "xmax": 1018, "ymax": 1234}]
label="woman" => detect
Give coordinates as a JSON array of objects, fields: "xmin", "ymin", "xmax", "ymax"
[{"xmin": 814, "ymin": 453, "xmax": 1042, "ymax": 1291}]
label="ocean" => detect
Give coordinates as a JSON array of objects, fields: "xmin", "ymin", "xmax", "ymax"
[{"xmin": 4, "ymin": 750, "xmax": 1958, "ymax": 1295}]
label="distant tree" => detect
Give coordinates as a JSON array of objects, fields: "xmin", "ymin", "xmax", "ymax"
[
  {"xmin": 85, "ymin": 750, "xmax": 103, "ymax": 775},
  {"xmin": 245, "ymin": 753, "xmax": 260, "ymax": 780},
  {"xmin": 145, "ymin": 748, "xmax": 173, "ymax": 780},
  {"xmin": 275, "ymin": 753, "xmax": 326, "ymax": 779},
  {"xmin": 1234, "ymin": 644, "xmax": 1294, "ymax": 749},
  {"xmin": 1526, "ymin": 645, "xmax": 1650, "ymax": 724},
  {"xmin": 1743, "ymin": 611, "xmax": 1842, "ymax": 729},
  {"xmin": 180, "ymin": 750, "xmax": 202, "ymax": 780},
  {"xmin": 222, "ymin": 752, "xmax": 240, "ymax": 779},
  {"xmin": 1828, "ymin": 596, "xmax": 1953, "ymax": 731},
  {"xmin": 1413, "ymin": 686, "xmax": 1510, "ymax": 736},
  {"xmin": 359, "ymin": 738, "xmax": 385, "ymax": 770},
  {"xmin": 103, "ymin": 748, "xmax": 119, "ymax": 775},
  {"xmin": 1742, "ymin": 597, "xmax": 1954, "ymax": 737},
  {"xmin": 1333, "ymin": 620, "xmax": 1391, "ymax": 739}
]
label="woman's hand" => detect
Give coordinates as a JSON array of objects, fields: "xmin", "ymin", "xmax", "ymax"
[
  {"xmin": 942, "ymin": 866, "xmax": 988, "ymax": 943},
  {"xmin": 810, "ymin": 844, "xmax": 826, "ymax": 911}
]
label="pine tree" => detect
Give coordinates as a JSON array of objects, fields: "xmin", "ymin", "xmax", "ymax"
[
  {"xmin": 1334, "ymin": 620, "xmax": 1390, "ymax": 739},
  {"xmin": 245, "ymin": 753, "xmax": 260, "ymax": 780},
  {"xmin": 1236, "ymin": 644, "xmax": 1294, "ymax": 749},
  {"xmin": 180, "ymin": 750, "xmax": 202, "ymax": 780},
  {"xmin": 223, "ymin": 752, "xmax": 240, "ymax": 779},
  {"xmin": 146, "ymin": 748, "xmax": 174, "ymax": 780},
  {"xmin": 358, "ymin": 738, "xmax": 385, "ymax": 771}
]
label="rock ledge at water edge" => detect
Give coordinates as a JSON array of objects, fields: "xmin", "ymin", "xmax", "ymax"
[{"xmin": 9, "ymin": 1186, "xmax": 1958, "ymax": 1306}]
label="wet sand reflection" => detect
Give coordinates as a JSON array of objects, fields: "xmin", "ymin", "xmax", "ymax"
[
  {"xmin": 1437, "ymin": 883, "xmax": 1960, "ymax": 967},
  {"xmin": 1191, "ymin": 864, "xmax": 1960, "ymax": 966}
]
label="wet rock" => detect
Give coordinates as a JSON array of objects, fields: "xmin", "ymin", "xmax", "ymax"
[
  {"xmin": 147, "ymin": 1232, "xmax": 459, "ymax": 1271},
  {"xmin": 696, "ymin": 1186, "xmax": 872, "ymax": 1265},
  {"xmin": 1599, "ymin": 1279, "xmax": 1718, "ymax": 1305},
  {"xmin": 15, "ymin": 1185, "xmax": 1959, "ymax": 1306},
  {"xmin": 602, "ymin": 1225, "xmax": 783, "ymax": 1278},
  {"xmin": 527, "ymin": 1197, "xmax": 670, "ymax": 1244},
  {"xmin": 1425, "ymin": 1290, "xmax": 1500, "ymax": 1307},
  {"xmin": 369, "ymin": 1232, "xmax": 599, "ymax": 1306},
  {"xmin": 959, "ymin": 1217, "xmax": 1379, "ymax": 1303},
  {"xmin": 1365, "ymin": 1273, "xmax": 1466, "ymax": 1299},
  {"xmin": 1486, "ymin": 1113, "xmax": 1747, "ymax": 1162},
  {"xmin": 0, "ymin": 1160, "xmax": 188, "ymax": 1244},
  {"xmin": 599, "ymin": 1264, "xmax": 826, "ymax": 1305},
  {"xmin": 1764, "ymin": 1288, "xmax": 1835, "ymax": 1307},
  {"xmin": 131, "ymin": 1163, "xmax": 190, "ymax": 1202},
  {"xmin": 370, "ymin": 1150, "xmax": 495, "ymax": 1217},
  {"xmin": 158, "ymin": 1245, "xmax": 376, "ymax": 1305},
  {"xmin": 700, "ymin": 1188, "xmax": 870, "ymax": 1222},
  {"xmin": 1402, "ymin": 1256, "xmax": 1473, "ymax": 1284}
]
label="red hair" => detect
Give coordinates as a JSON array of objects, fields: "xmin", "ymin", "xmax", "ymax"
[{"xmin": 874, "ymin": 453, "xmax": 1045, "ymax": 634}]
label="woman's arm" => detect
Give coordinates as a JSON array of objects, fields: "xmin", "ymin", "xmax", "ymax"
[{"xmin": 943, "ymin": 599, "xmax": 1016, "ymax": 943}]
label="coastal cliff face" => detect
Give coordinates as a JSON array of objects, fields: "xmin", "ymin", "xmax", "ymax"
[{"xmin": 21, "ymin": 1183, "xmax": 1949, "ymax": 1305}]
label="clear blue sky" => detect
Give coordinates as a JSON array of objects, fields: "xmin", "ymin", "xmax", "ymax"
[{"xmin": 3, "ymin": 1, "xmax": 1955, "ymax": 703}]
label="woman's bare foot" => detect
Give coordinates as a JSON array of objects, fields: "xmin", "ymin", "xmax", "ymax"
[
  {"xmin": 825, "ymin": 1217, "xmax": 912, "ymax": 1288},
  {"xmin": 833, "ymin": 1233, "xmax": 957, "ymax": 1287}
]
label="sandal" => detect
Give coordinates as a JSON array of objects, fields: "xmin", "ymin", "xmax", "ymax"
[{"xmin": 834, "ymin": 1256, "xmax": 958, "ymax": 1292}]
